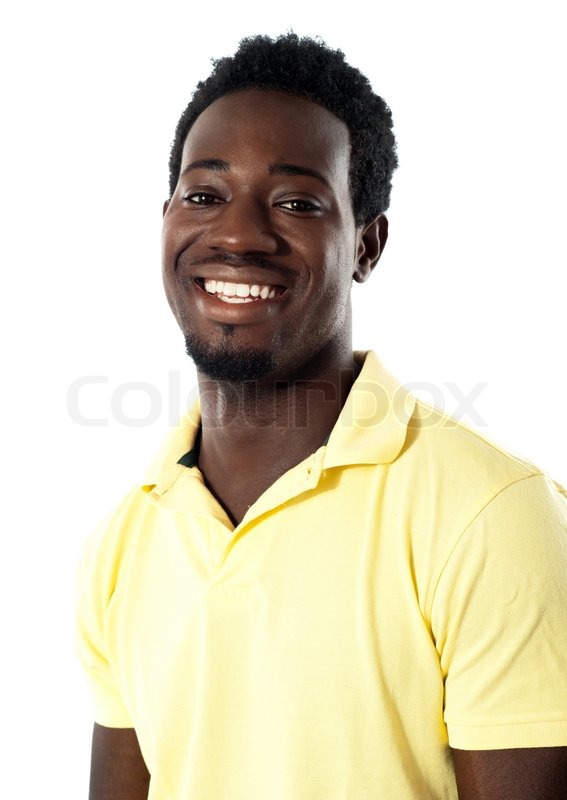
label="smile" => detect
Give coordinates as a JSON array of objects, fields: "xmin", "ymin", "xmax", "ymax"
[{"xmin": 195, "ymin": 278, "xmax": 286, "ymax": 304}]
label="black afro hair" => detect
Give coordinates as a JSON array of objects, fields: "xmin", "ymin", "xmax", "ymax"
[{"xmin": 168, "ymin": 32, "xmax": 398, "ymax": 227}]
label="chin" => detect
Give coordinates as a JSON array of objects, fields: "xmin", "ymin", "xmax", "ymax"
[{"xmin": 185, "ymin": 334, "xmax": 275, "ymax": 382}]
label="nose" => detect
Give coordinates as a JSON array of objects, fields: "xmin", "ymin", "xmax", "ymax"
[{"xmin": 203, "ymin": 195, "xmax": 279, "ymax": 255}]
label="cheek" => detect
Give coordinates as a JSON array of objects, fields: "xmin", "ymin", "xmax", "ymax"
[
  {"xmin": 161, "ymin": 209, "xmax": 200, "ymax": 266},
  {"xmin": 316, "ymin": 230, "xmax": 356, "ymax": 294},
  {"xmin": 161, "ymin": 273, "xmax": 181, "ymax": 324},
  {"xmin": 161, "ymin": 243, "xmax": 177, "ymax": 305},
  {"xmin": 161, "ymin": 225, "xmax": 186, "ymax": 313},
  {"xmin": 161, "ymin": 221, "xmax": 177, "ymax": 280}
]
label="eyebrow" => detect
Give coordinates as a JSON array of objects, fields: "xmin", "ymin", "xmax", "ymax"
[
  {"xmin": 181, "ymin": 158, "xmax": 331, "ymax": 189},
  {"xmin": 268, "ymin": 162, "xmax": 331, "ymax": 189},
  {"xmin": 181, "ymin": 159, "xmax": 230, "ymax": 176}
]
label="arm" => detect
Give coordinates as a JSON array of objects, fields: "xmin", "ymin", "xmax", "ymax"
[
  {"xmin": 89, "ymin": 723, "xmax": 150, "ymax": 800},
  {"xmin": 432, "ymin": 476, "xmax": 567, "ymax": 766},
  {"xmin": 452, "ymin": 746, "xmax": 567, "ymax": 800}
]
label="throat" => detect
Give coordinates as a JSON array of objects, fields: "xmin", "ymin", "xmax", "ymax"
[
  {"xmin": 195, "ymin": 353, "xmax": 360, "ymax": 524},
  {"xmin": 198, "ymin": 445, "xmax": 298, "ymax": 527}
]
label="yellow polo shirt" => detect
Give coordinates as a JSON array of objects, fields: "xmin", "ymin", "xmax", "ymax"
[{"xmin": 76, "ymin": 351, "xmax": 567, "ymax": 799}]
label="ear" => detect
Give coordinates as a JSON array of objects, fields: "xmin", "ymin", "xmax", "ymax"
[
  {"xmin": 162, "ymin": 199, "xmax": 170, "ymax": 217},
  {"xmin": 353, "ymin": 214, "xmax": 389, "ymax": 283}
]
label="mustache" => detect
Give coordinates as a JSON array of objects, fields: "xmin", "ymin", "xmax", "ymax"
[{"xmin": 181, "ymin": 252, "xmax": 298, "ymax": 280}]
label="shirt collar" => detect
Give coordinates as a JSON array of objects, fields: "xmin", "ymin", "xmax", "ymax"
[
  {"xmin": 142, "ymin": 401, "xmax": 201, "ymax": 494},
  {"xmin": 142, "ymin": 351, "xmax": 415, "ymax": 494},
  {"xmin": 323, "ymin": 350, "xmax": 415, "ymax": 469}
]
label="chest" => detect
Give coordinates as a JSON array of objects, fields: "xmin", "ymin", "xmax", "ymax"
[
  {"xmin": 105, "ymin": 483, "xmax": 452, "ymax": 797},
  {"xmin": 108, "ymin": 473, "xmax": 440, "ymax": 701}
]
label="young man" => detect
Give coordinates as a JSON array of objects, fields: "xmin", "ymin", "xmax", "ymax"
[{"xmin": 77, "ymin": 33, "xmax": 567, "ymax": 799}]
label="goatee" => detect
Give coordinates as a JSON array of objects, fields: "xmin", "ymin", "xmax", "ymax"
[{"xmin": 184, "ymin": 332, "xmax": 275, "ymax": 382}]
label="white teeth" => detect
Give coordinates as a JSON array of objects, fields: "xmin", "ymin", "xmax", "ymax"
[
  {"xmin": 219, "ymin": 296, "xmax": 254, "ymax": 304},
  {"xmin": 200, "ymin": 279, "xmax": 281, "ymax": 301}
]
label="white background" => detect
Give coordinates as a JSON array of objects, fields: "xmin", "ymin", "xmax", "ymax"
[{"xmin": 1, "ymin": 0, "xmax": 565, "ymax": 795}]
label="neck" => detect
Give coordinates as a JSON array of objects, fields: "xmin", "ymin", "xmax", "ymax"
[
  {"xmin": 199, "ymin": 343, "xmax": 357, "ymax": 444},
  {"xmin": 194, "ymin": 340, "xmax": 360, "ymax": 524}
]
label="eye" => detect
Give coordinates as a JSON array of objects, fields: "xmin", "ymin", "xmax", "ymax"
[
  {"xmin": 182, "ymin": 192, "xmax": 222, "ymax": 205},
  {"xmin": 277, "ymin": 198, "xmax": 320, "ymax": 213}
]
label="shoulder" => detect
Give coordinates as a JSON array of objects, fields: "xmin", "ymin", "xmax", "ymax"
[
  {"xmin": 77, "ymin": 409, "xmax": 200, "ymax": 598},
  {"xmin": 355, "ymin": 351, "xmax": 563, "ymax": 504},
  {"xmin": 398, "ymin": 396, "xmax": 566, "ymax": 514},
  {"xmin": 77, "ymin": 484, "xmax": 155, "ymax": 603},
  {"xmin": 408, "ymin": 397, "xmax": 544, "ymax": 479},
  {"xmin": 411, "ymin": 403, "xmax": 567, "ymax": 622},
  {"xmin": 385, "ymin": 398, "xmax": 567, "ymax": 608}
]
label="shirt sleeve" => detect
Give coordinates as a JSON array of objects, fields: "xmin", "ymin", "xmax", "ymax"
[
  {"xmin": 431, "ymin": 473, "xmax": 567, "ymax": 750},
  {"xmin": 75, "ymin": 498, "xmax": 136, "ymax": 728}
]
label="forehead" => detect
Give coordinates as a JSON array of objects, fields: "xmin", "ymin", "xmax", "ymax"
[{"xmin": 181, "ymin": 89, "xmax": 351, "ymax": 181}]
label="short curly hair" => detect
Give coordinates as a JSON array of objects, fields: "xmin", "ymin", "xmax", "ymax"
[{"xmin": 168, "ymin": 33, "xmax": 398, "ymax": 227}]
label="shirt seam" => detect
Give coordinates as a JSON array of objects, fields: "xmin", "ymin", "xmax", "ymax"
[
  {"xmin": 427, "ymin": 471, "xmax": 544, "ymax": 620},
  {"xmin": 412, "ymin": 398, "xmax": 542, "ymax": 473},
  {"xmin": 446, "ymin": 718, "xmax": 567, "ymax": 728}
]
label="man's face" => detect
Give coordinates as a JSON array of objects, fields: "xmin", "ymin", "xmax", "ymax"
[{"xmin": 162, "ymin": 89, "xmax": 373, "ymax": 382}]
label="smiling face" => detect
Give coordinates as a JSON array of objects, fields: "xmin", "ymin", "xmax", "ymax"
[{"xmin": 162, "ymin": 89, "xmax": 383, "ymax": 382}]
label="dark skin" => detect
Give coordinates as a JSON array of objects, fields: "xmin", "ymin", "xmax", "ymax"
[
  {"xmin": 89, "ymin": 725, "xmax": 149, "ymax": 800},
  {"xmin": 452, "ymin": 747, "xmax": 567, "ymax": 799},
  {"xmin": 89, "ymin": 89, "xmax": 567, "ymax": 798},
  {"xmin": 161, "ymin": 90, "xmax": 382, "ymax": 524}
]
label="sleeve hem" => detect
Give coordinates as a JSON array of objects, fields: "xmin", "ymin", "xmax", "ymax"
[
  {"xmin": 89, "ymin": 683, "xmax": 134, "ymax": 728},
  {"xmin": 93, "ymin": 707, "xmax": 135, "ymax": 728},
  {"xmin": 448, "ymin": 720, "xmax": 567, "ymax": 750}
]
